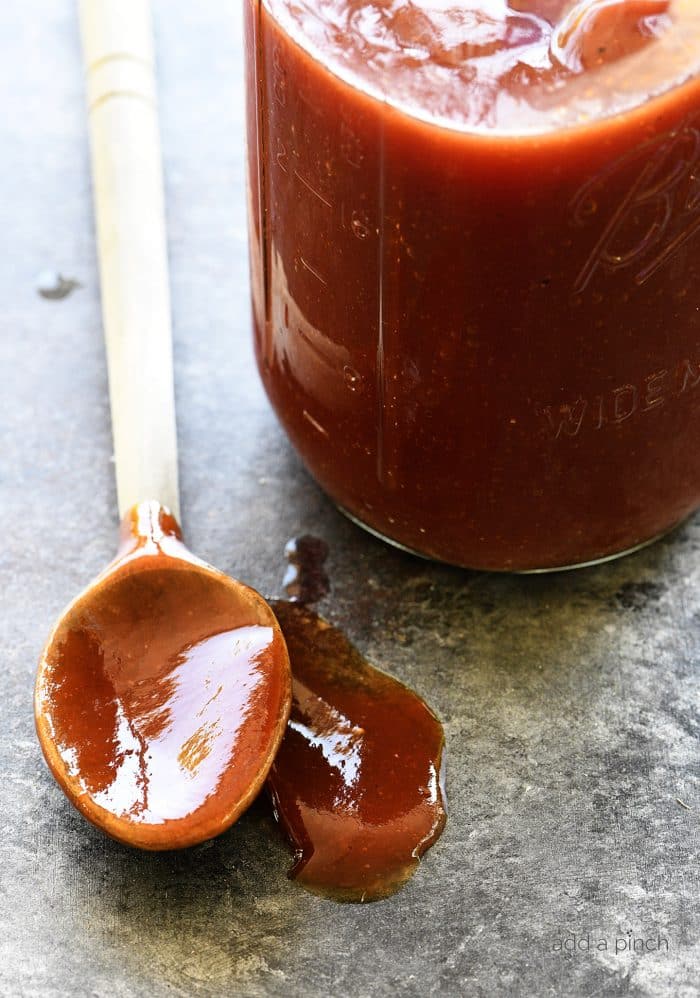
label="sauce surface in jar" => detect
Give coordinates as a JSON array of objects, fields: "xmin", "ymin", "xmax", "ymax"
[{"xmin": 245, "ymin": 0, "xmax": 700, "ymax": 570}]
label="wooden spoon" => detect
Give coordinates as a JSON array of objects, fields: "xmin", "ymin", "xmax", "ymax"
[{"xmin": 34, "ymin": 0, "xmax": 291, "ymax": 850}]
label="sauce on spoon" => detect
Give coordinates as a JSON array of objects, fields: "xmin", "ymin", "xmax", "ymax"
[{"xmin": 35, "ymin": 501, "xmax": 292, "ymax": 850}]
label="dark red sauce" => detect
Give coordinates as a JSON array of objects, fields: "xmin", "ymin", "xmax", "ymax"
[
  {"xmin": 245, "ymin": 0, "xmax": 700, "ymax": 570},
  {"xmin": 268, "ymin": 600, "xmax": 447, "ymax": 902},
  {"xmin": 35, "ymin": 503, "xmax": 291, "ymax": 850},
  {"xmin": 36, "ymin": 506, "xmax": 447, "ymax": 900},
  {"xmin": 282, "ymin": 534, "xmax": 331, "ymax": 603}
]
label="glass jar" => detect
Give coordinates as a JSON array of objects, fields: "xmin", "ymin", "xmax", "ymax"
[{"xmin": 244, "ymin": 1, "xmax": 700, "ymax": 571}]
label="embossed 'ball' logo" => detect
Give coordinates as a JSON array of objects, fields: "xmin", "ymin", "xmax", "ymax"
[{"xmin": 571, "ymin": 117, "xmax": 700, "ymax": 294}]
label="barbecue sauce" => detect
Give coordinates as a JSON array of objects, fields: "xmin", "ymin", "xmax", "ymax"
[{"xmin": 268, "ymin": 600, "xmax": 447, "ymax": 902}]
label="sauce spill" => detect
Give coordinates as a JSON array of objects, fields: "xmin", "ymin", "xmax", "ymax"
[
  {"xmin": 282, "ymin": 534, "xmax": 330, "ymax": 603},
  {"xmin": 36, "ymin": 270, "xmax": 81, "ymax": 300},
  {"xmin": 267, "ymin": 599, "xmax": 447, "ymax": 902}
]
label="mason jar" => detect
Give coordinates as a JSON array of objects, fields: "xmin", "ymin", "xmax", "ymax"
[{"xmin": 244, "ymin": 0, "xmax": 700, "ymax": 570}]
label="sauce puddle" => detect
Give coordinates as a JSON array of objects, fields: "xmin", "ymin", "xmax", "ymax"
[
  {"xmin": 266, "ymin": 537, "xmax": 447, "ymax": 902},
  {"xmin": 282, "ymin": 534, "xmax": 330, "ymax": 604}
]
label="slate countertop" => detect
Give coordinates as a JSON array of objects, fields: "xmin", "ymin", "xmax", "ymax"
[{"xmin": 1, "ymin": 3, "xmax": 698, "ymax": 996}]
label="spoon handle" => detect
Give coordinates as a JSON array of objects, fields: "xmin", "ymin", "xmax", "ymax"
[{"xmin": 79, "ymin": 0, "xmax": 180, "ymax": 520}]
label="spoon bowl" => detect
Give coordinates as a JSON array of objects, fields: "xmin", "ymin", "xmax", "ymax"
[{"xmin": 35, "ymin": 502, "xmax": 291, "ymax": 850}]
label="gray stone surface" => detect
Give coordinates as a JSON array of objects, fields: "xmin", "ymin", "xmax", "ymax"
[{"xmin": 1, "ymin": 3, "xmax": 698, "ymax": 996}]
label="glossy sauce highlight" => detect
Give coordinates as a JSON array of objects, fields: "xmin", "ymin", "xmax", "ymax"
[{"xmin": 268, "ymin": 600, "xmax": 447, "ymax": 902}]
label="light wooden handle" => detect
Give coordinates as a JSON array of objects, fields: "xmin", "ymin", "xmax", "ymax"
[{"xmin": 79, "ymin": 0, "xmax": 180, "ymax": 520}]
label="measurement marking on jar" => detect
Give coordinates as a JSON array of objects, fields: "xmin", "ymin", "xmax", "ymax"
[
  {"xmin": 272, "ymin": 44, "xmax": 287, "ymax": 108},
  {"xmin": 294, "ymin": 169, "xmax": 333, "ymax": 209},
  {"xmin": 302, "ymin": 409, "xmax": 329, "ymax": 438},
  {"xmin": 299, "ymin": 256, "xmax": 328, "ymax": 286}
]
